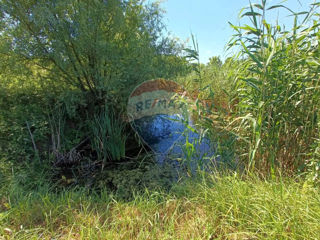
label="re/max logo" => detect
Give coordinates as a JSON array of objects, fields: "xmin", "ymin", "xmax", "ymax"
[{"xmin": 135, "ymin": 98, "xmax": 185, "ymax": 112}]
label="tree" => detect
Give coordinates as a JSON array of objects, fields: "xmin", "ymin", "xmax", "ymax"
[{"xmin": 0, "ymin": 0, "xmax": 187, "ymax": 109}]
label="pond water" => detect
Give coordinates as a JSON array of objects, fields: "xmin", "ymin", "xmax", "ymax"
[{"xmin": 127, "ymin": 79, "xmax": 217, "ymax": 173}]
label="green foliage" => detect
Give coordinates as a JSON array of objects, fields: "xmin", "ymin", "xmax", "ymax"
[
  {"xmin": 306, "ymin": 118, "xmax": 320, "ymax": 184},
  {"xmin": 0, "ymin": 0, "xmax": 189, "ymax": 189},
  {"xmin": 48, "ymin": 90, "xmax": 88, "ymax": 153},
  {"xmin": 177, "ymin": 0, "xmax": 320, "ymax": 178},
  {"xmin": 0, "ymin": 87, "xmax": 49, "ymax": 164},
  {"xmin": 226, "ymin": 0, "xmax": 320, "ymax": 173},
  {"xmin": 0, "ymin": 0, "xmax": 188, "ymax": 109},
  {"xmin": 0, "ymin": 0, "xmax": 319, "ymax": 197},
  {"xmin": 90, "ymin": 105, "xmax": 127, "ymax": 164},
  {"xmin": 0, "ymin": 1, "xmax": 320, "ymax": 238},
  {"xmin": 179, "ymin": 36, "xmax": 239, "ymax": 172}
]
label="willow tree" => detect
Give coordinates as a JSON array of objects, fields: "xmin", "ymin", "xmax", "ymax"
[{"xmin": 0, "ymin": 0, "xmax": 187, "ymax": 108}]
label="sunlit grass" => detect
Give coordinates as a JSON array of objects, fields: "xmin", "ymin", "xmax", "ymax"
[{"xmin": 1, "ymin": 174, "xmax": 319, "ymax": 240}]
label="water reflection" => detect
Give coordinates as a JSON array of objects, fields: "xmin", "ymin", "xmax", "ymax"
[
  {"xmin": 132, "ymin": 114, "xmax": 186, "ymax": 154},
  {"xmin": 132, "ymin": 113, "xmax": 216, "ymax": 171}
]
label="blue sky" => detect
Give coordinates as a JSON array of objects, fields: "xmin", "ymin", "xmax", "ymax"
[{"xmin": 151, "ymin": 0, "xmax": 314, "ymax": 63}]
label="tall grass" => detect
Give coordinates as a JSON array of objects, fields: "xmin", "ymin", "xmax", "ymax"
[
  {"xmin": 228, "ymin": 0, "xmax": 320, "ymax": 174},
  {"xmin": 177, "ymin": 0, "xmax": 320, "ymax": 178},
  {"xmin": 90, "ymin": 105, "xmax": 127, "ymax": 165},
  {"xmin": 177, "ymin": 1, "xmax": 319, "ymax": 176},
  {"xmin": 1, "ymin": 174, "xmax": 319, "ymax": 239}
]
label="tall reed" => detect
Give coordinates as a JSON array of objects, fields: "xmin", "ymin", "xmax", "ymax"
[
  {"xmin": 90, "ymin": 105, "xmax": 127, "ymax": 168},
  {"xmin": 228, "ymin": 0, "xmax": 320, "ymax": 174}
]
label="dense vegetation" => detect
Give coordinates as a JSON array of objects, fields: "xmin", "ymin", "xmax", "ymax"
[
  {"xmin": 1, "ymin": 175, "xmax": 320, "ymax": 239},
  {"xmin": 0, "ymin": 0, "xmax": 319, "ymax": 239}
]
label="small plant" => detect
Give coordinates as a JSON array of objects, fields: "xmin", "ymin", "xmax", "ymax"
[{"xmin": 90, "ymin": 105, "xmax": 127, "ymax": 168}]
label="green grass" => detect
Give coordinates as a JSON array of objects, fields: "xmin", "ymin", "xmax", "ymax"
[{"xmin": 1, "ymin": 174, "xmax": 319, "ymax": 240}]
